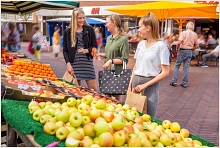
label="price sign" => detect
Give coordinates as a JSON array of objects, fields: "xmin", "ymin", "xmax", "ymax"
[
  {"xmin": 30, "ymin": 86, "xmax": 41, "ymax": 91},
  {"xmin": 18, "ymin": 84, "xmax": 29, "ymax": 90}
]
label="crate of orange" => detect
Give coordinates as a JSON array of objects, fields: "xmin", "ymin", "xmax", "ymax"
[{"xmin": 5, "ymin": 60, "xmax": 58, "ymax": 81}]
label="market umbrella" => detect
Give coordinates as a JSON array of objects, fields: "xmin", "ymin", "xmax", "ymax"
[
  {"xmin": 107, "ymin": 1, "xmax": 218, "ymax": 32},
  {"xmin": 1, "ymin": 1, "xmax": 79, "ymax": 14}
]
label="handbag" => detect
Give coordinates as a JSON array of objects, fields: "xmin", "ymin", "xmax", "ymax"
[
  {"xmin": 62, "ymin": 71, "xmax": 79, "ymax": 86},
  {"xmin": 125, "ymin": 89, "xmax": 147, "ymax": 113},
  {"xmin": 53, "ymin": 45, "xmax": 60, "ymax": 54},
  {"xmin": 36, "ymin": 45, "xmax": 41, "ymax": 51},
  {"xmin": 99, "ymin": 60, "xmax": 132, "ymax": 95},
  {"xmin": 27, "ymin": 42, "xmax": 34, "ymax": 54}
]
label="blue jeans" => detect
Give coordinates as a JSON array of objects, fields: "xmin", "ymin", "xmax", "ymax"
[{"xmin": 172, "ymin": 50, "xmax": 192, "ymax": 85}]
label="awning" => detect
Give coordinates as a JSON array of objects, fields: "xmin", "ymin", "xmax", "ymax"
[{"xmin": 1, "ymin": 1, "xmax": 79, "ymax": 14}]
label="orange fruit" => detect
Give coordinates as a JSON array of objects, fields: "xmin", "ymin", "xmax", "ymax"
[
  {"xmin": 16, "ymin": 68, "xmax": 20, "ymax": 72},
  {"xmin": 28, "ymin": 67, "xmax": 32, "ymax": 71}
]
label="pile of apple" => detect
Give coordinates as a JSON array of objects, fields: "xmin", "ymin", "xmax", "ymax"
[
  {"xmin": 1, "ymin": 48, "xmax": 18, "ymax": 64},
  {"xmin": 28, "ymin": 95, "xmax": 205, "ymax": 147}
]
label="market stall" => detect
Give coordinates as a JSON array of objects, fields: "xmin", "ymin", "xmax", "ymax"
[{"xmin": 1, "ymin": 48, "xmax": 217, "ymax": 147}]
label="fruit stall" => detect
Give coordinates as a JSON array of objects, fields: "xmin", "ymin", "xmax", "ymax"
[{"xmin": 1, "ymin": 50, "xmax": 217, "ymax": 147}]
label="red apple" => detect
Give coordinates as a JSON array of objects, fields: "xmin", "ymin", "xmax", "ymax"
[{"xmin": 102, "ymin": 111, "xmax": 114, "ymax": 123}]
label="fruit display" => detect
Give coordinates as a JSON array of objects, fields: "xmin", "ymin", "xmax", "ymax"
[
  {"xmin": 23, "ymin": 90, "xmax": 65, "ymax": 99},
  {"xmin": 5, "ymin": 60, "xmax": 58, "ymax": 81},
  {"xmin": 1, "ymin": 48, "xmax": 18, "ymax": 64},
  {"xmin": 28, "ymin": 95, "xmax": 207, "ymax": 147}
]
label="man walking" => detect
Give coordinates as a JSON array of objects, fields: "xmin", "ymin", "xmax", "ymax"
[{"xmin": 170, "ymin": 22, "xmax": 199, "ymax": 88}]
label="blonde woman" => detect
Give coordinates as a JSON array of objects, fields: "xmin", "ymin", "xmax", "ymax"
[
  {"xmin": 63, "ymin": 8, "xmax": 97, "ymax": 91},
  {"xmin": 128, "ymin": 12, "xmax": 170, "ymax": 117},
  {"xmin": 53, "ymin": 26, "xmax": 61, "ymax": 59},
  {"xmin": 97, "ymin": 14, "xmax": 129, "ymax": 102}
]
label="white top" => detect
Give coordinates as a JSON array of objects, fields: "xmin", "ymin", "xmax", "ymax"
[
  {"xmin": 213, "ymin": 45, "xmax": 219, "ymax": 52},
  {"xmin": 134, "ymin": 40, "xmax": 170, "ymax": 77}
]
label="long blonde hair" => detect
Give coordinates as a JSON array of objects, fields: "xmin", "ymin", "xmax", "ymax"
[
  {"xmin": 106, "ymin": 14, "xmax": 125, "ymax": 36},
  {"xmin": 69, "ymin": 9, "xmax": 89, "ymax": 47},
  {"xmin": 140, "ymin": 12, "xmax": 160, "ymax": 40}
]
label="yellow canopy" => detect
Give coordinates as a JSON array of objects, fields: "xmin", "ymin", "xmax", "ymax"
[{"xmin": 107, "ymin": 1, "xmax": 218, "ymax": 22}]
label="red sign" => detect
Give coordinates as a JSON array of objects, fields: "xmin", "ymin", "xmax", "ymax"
[
  {"xmin": 194, "ymin": 1, "xmax": 219, "ymax": 5},
  {"xmin": 91, "ymin": 8, "xmax": 100, "ymax": 15}
]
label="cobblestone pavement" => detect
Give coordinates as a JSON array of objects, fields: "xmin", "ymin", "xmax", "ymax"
[{"xmin": 17, "ymin": 42, "xmax": 219, "ymax": 145}]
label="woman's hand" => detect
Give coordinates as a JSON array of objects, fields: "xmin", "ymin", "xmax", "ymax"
[
  {"xmin": 67, "ymin": 63, "xmax": 74, "ymax": 73},
  {"xmin": 128, "ymin": 83, "xmax": 132, "ymax": 92},
  {"xmin": 78, "ymin": 48, "xmax": 89, "ymax": 54},
  {"xmin": 96, "ymin": 53, "xmax": 106, "ymax": 58},
  {"xmin": 135, "ymin": 84, "xmax": 147, "ymax": 92},
  {"xmin": 103, "ymin": 60, "xmax": 112, "ymax": 69}
]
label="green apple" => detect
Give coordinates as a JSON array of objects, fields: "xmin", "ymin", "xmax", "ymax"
[
  {"xmin": 76, "ymin": 127, "xmax": 85, "ymax": 137},
  {"xmin": 33, "ymin": 109, "xmax": 46, "ymax": 121},
  {"xmin": 48, "ymin": 108, "xmax": 56, "ymax": 117},
  {"xmin": 111, "ymin": 117, "xmax": 126, "ymax": 131},
  {"xmin": 138, "ymin": 132, "xmax": 148, "ymax": 139},
  {"xmin": 173, "ymin": 142, "xmax": 184, "ymax": 147},
  {"xmin": 83, "ymin": 123, "xmax": 96, "ymax": 138},
  {"xmin": 129, "ymin": 134, "xmax": 137, "ymax": 138},
  {"xmin": 95, "ymin": 99, "xmax": 106, "ymax": 109},
  {"xmin": 47, "ymin": 117, "xmax": 57, "ymax": 123},
  {"xmin": 125, "ymin": 113, "xmax": 135, "ymax": 121},
  {"xmin": 67, "ymin": 130, "xmax": 83, "ymax": 140},
  {"xmin": 82, "ymin": 95, "xmax": 93, "ymax": 105},
  {"xmin": 28, "ymin": 101, "xmax": 39, "ymax": 110},
  {"xmin": 55, "ymin": 111, "xmax": 69, "ymax": 123},
  {"xmin": 102, "ymin": 111, "xmax": 114, "ymax": 123},
  {"xmin": 142, "ymin": 114, "xmax": 151, "ymax": 122},
  {"xmin": 98, "ymin": 132, "xmax": 113, "ymax": 147},
  {"xmin": 155, "ymin": 125, "xmax": 165, "ymax": 132},
  {"xmin": 148, "ymin": 132, "xmax": 159, "ymax": 146},
  {"xmin": 94, "ymin": 120, "xmax": 109, "ymax": 135},
  {"xmin": 62, "ymin": 102, "xmax": 68, "ymax": 106},
  {"xmin": 56, "ymin": 126, "xmax": 69, "ymax": 141},
  {"xmin": 162, "ymin": 120, "xmax": 171, "ymax": 129},
  {"xmin": 155, "ymin": 141, "xmax": 165, "ymax": 147},
  {"xmin": 131, "ymin": 110, "xmax": 139, "ymax": 118},
  {"xmin": 180, "ymin": 128, "xmax": 190, "ymax": 138},
  {"xmin": 67, "ymin": 97, "xmax": 77, "ymax": 107},
  {"xmin": 30, "ymin": 106, "xmax": 41, "ymax": 114},
  {"xmin": 42, "ymin": 108, "xmax": 50, "ymax": 115},
  {"xmin": 39, "ymin": 102, "xmax": 46, "ymax": 109},
  {"xmin": 113, "ymin": 130, "xmax": 126, "ymax": 146},
  {"xmin": 90, "ymin": 109, "xmax": 101, "ymax": 122},
  {"xmin": 51, "ymin": 102, "xmax": 61, "ymax": 109},
  {"xmin": 76, "ymin": 100, "xmax": 81, "ymax": 108},
  {"xmin": 123, "ymin": 104, "xmax": 130, "ymax": 111},
  {"xmin": 95, "ymin": 117, "xmax": 106, "ymax": 123},
  {"xmin": 134, "ymin": 116, "xmax": 144, "ymax": 124},
  {"xmin": 77, "ymin": 103, "xmax": 89, "ymax": 113},
  {"xmin": 131, "ymin": 107, "xmax": 137, "ymax": 111},
  {"xmin": 68, "ymin": 107, "xmax": 78, "ymax": 116},
  {"xmin": 45, "ymin": 101, "xmax": 53, "ymax": 105},
  {"xmin": 128, "ymin": 137, "xmax": 141, "ymax": 147},
  {"xmin": 82, "ymin": 116, "xmax": 91, "ymax": 126},
  {"xmin": 81, "ymin": 137, "xmax": 94, "ymax": 147},
  {"xmin": 55, "ymin": 121, "xmax": 65, "ymax": 128},
  {"xmin": 168, "ymin": 132, "xmax": 177, "ymax": 144},
  {"xmin": 160, "ymin": 133, "xmax": 172, "ymax": 146},
  {"xmin": 117, "ymin": 104, "xmax": 123, "ymax": 108},
  {"xmin": 44, "ymin": 121, "xmax": 57, "ymax": 135},
  {"xmin": 40, "ymin": 114, "xmax": 52, "ymax": 124},
  {"xmin": 141, "ymin": 138, "xmax": 152, "ymax": 147},
  {"xmin": 69, "ymin": 112, "xmax": 83, "ymax": 127},
  {"xmin": 82, "ymin": 107, "xmax": 91, "ymax": 116},
  {"xmin": 91, "ymin": 101, "xmax": 97, "ymax": 107},
  {"xmin": 44, "ymin": 105, "xmax": 53, "ymax": 110},
  {"xmin": 134, "ymin": 127, "xmax": 140, "ymax": 136},
  {"xmin": 107, "ymin": 104, "xmax": 115, "ymax": 112},
  {"xmin": 65, "ymin": 137, "xmax": 81, "ymax": 147},
  {"xmin": 170, "ymin": 122, "xmax": 181, "ymax": 133},
  {"xmin": 93, "ymin": 136, "xmax": 99, "ymax": 144},
  {"xmin": 152, "ymin": 129, "xmax": 161, "ymax": 137},
  {"xmin": 66, "ymin": 126, "xmax": 76, "ymax": 133}
]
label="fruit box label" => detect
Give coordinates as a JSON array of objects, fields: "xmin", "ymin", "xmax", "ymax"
[
  {"xmin": 18, "ymin": 84, "xmax": 29, "ymax": 90},
  {"xmin": 30, "ymin": 86, "xmax": 41, "ymax": 91}
]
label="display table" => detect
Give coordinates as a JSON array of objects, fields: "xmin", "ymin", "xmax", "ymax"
[{"xmin": 1, "ymin": 99, "xmax": 216, "ymax": 147}]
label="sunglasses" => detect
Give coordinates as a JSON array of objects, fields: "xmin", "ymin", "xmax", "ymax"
[{"xmin": 73, "ymin": 7, "xmax": 83, "ymax": 11}]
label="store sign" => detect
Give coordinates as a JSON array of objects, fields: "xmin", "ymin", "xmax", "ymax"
[
  {"xmin": 194, "ymin": 1, "xmax": 219, "ymax": 5},
  {"xmin": 91, "ymin": 8, "xmax": 100, "ymax": 15}
]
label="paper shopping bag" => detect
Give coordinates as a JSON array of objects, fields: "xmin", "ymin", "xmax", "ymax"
[
  {"xmin": 62, "ymin": 71, "xmax": 79, "ymax": 86},
  {"xmin": 125, "ymin": 89, "xmax": 147, "ymax": 113}
]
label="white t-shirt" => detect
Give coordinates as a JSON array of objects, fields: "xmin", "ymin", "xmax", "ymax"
[
  {"xmin": 134, "ymin": 40, "xmax": 170, "ymax": 77},
  {"xmin": 32, "ymin": 32, "xmax": 41, "ymax": 48}
]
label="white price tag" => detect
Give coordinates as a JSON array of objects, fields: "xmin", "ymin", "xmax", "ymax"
[
  {"xmin": 18, "ymin": 84, "xmax": 29, "ymax": 90},
  {"xmin": 30, "ymin": 86, "xmax": 41, "ymax": 91}
]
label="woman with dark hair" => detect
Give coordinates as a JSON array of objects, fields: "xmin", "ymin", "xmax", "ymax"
[
  {"xmin": 7, "ymin": 22, "xmax": 21, "ymax": 52},
  {"xmin": 63, "ymin": 8, "xmax": 98, "ymax": 91}
]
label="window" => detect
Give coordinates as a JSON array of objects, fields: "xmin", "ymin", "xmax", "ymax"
[
  {"xmin": 1, "ymin": 13, "xmax": 6, "ymax": 19},
  {"xmin": 8, "ymin": 14, "xmax": 15, "ymax": 20}
]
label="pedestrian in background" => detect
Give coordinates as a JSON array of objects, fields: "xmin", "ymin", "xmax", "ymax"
[
  {"xmin": 127, "ymin": 12, "xmax": 170, "ymax": 118},
  {"xmin": 7, "ymin": 22, "xmax": 21, "ymax": 52},
  {"xmin": 63, "ymin": 8, "xmax": 98, "ymax": 91},
  {"xmin": 96, "ymin": 14, "xmax": 129, "ymax": 102},
  {"xmin": 1, "ymin": 28, "xmax": 8, "ymax": 48},
  {"xmin": 31, "ymin": 25, "xmax": 42, "ymax": 62},
  {"xmin": 53, "ymin": 26, "xmax": 61, "ymax": 59},
  {"xmin": 94, "ymin": 27, "xmax": 102, "ymax": 52},
  {"xmin": 170, "ymin": 22, "xmax": 199, "ymax": 88}
]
